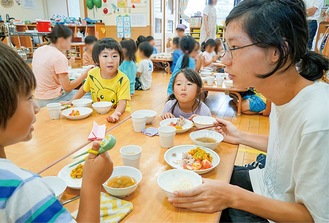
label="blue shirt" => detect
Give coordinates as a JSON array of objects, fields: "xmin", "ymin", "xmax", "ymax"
[
  {"xmin": 167, "ymin": 54, "xmax": 196, "ymax": 95},
  {"xmin": 119, "ymin": 60, "xmax": 137, "ymax": 95},
  {"xmin": 171, "ymin": 49, "xmax": 183, "ymax": 73},
  {"xmin": 152, "ymin": 47, "xmax": 157, "ymax": 55}
]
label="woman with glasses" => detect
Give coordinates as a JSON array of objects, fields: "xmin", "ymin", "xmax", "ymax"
[{"xmin": 169, "ymin": 0, "xmax": 329, "ymax": 222}]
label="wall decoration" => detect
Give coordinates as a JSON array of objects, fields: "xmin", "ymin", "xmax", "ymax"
[
  {"xmin": 117, "ymin": 0, "xmax": 127, "ymax": 8},
  {"xmin": 21, "ymin": 0, "xmax": 35, "ymax": 9},
  {"xmin": 116, "ymin": 15, "xmax": 131, "ymax": 38}
]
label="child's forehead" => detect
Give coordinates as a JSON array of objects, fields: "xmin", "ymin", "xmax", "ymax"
[
  {"xmin": 176, "ymin": 72, "xmax": 188, "ymax": 81},
  {"xmin": 100, "ymin": 48, "xmax": 119, "ymax": 54}
]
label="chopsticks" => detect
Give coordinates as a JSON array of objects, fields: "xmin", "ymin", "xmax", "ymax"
[
  {"xmin": 62, "ymin": 195, "xmax": 80, "ymax": 205},
  {"xmin": 195, "ymin": 125, "xmax": 216, "ymax": 131}
]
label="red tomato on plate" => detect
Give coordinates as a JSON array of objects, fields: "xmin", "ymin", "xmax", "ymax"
[{"xmin": 201, "ymin": 159, "xmax": 212, "ymax": 169}]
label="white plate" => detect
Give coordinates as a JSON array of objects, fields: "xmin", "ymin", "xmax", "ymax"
[
  {"xmin": 61, "ymin": 107, "xmax": 93, "ymax": 120},
  {"xmin": 164, "ymin": 145, "xmax": 220, "ymax": 175},
  {"xmin": 58, "ymin": 162, "xmax": 83, "ymax": 189},
  {"xmin": 160, "ymin": 118, "xmax": 194, "ymax": 133}
]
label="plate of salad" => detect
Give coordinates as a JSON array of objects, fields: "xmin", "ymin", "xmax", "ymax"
[{"xmin": 164, "ymin": 145, "xmax": 220, "ymax": 175}]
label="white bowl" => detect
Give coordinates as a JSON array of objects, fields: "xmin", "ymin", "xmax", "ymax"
[
  {"xmin": 103, "ymin": 166, "xmax": 142, "ymax": 198},
  {"xmin": 200, "ymin": 71, "xmax": 212, "ymax": 77},
  {"xmin": 82, "ymin": 65, "xmax": 94, "ymax": 69},
  {"xmin": 201, "ymin": 77, "xmax": 207, "ymax": 83},
  {"xmin": 224, "ymin": 80, "xmax": 234, "ymax": 88},
  {"xmin": 92, "ymin": 101, "xmax": 113, "ymax": 114},
  {"xmin": 61, "ymin": 107, "xmax": 93, "ymax": 120},
  {"xmin": 192, "ymin": 116, "xmax": 216, "ymax": 129},
  {"xmin": 42, "ymin": 176, "xmax": 67, "ymax": 200},
  {"xmin": 190, "ymin": 130, "xmax": 223, "ymax": 150},
  {"xmin": 160, "ymin": 118, "xmax": 194, "ymax": 133},
  {"xmin": 200, "ymin": 68, "xmax": 213, "ymax": 72},
  {"xmin": 72, "ymin": 99, "xmax": 92, "ymax": 107},
  {"xmin": 133, "ymin": 110, "xmax": 157, "ymax": 124},
  {"xmin": 157, "ymin": 169, "xmax": 202, "ymax": 198}
]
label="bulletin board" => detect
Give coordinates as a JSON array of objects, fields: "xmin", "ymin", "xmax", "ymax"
[{"xmin": 116, "ymin": 15, "xmax": 131, "ymax": 38}]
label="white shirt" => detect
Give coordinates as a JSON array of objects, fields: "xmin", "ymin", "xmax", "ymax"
[
  {"xmin": 249, "ymin": 82, "xmax": 329, "ymax": 222},
  {"xmin": 202, "ymin": 51, "xmax": 216, "ymax": 68},
  {"xmin": 304, "ymin": 0, "xmax": 324, "ymax": 20},
  {"xmin": 137, "ymin": 59, "xmax": 153, "ymax": 90}
]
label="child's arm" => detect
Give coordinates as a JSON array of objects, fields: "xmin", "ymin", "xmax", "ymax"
[
  {"xmin": 106, "ymin": 100, "xmax": 127, "ymax": 123},
  {"xmin": 60, "ymin": 86, "xmax": 86, "ymax": 105},
  {"xmin": 76, "ymin": 142, "xmax": 113, "ymax": 222},
  {"xmin": 136, "ymin": 72, "xmax": 142, "ymax": 77},
  {"xmin": 195, "ymin": 54, "xmax": 204, "ymax": 72},
  {"xmin": 58, "ymin": 67, "xmax": 91, "ymax": 92}
]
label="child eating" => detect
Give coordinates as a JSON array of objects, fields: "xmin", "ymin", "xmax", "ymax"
[
  {"xmin": 162, "ymin": 68, "xmax": 211, "ymax": 120},
  {"xmin": 83, "ymin": 35, "xmax": 98, "ymax": 66},
  {"xmin": 202, "ymin": 38, "xmax": 220, "ymax": 68},
  {"xmin": 71, "ymin": 38, "xmax": 131, "ymax": 123},
  {"xmin": 0, "ymin": 42, "xmax": 113, "ymax": 222},
  {"xmin": 135, "ymin": 42, "xmax": 154, "ymax": 91}
]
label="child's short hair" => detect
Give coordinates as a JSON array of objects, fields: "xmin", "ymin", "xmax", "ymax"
[
  {"xmin": 138, "ymin": 42, "xmax": 154, "ymax": 58},
  {"xmin": 0, "ymin": 43, "xmax": 36, "ymax": 128},
  {"xmin": 136, "ymin": 35, "xmax": 147, "ymax": 48},
  {"xmin": 172, "ymin": 37, "xmax": 180, "ymax": 47},
  {"xmin": 85, "ymin": 35, "xmax": 98, "ymax": 45},
  {"xmin": 146, "ymin": 36, "xmax": 154, "ymax": 42},
  {"xmin": 92, "ymin": 38, "xmax": 123, "ymax": 65},
  {"xmin": 120, "ymin": 39, "xmax": 137, "ymax": 62}
]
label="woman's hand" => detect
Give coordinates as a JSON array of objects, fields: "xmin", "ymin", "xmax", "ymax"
[
  {"xmin": 214, "ymin": 118, "xmax": 241, "ymax": 144},
  {"xmin": 107, "ymin": 111, "xmax": 121, "ymax": 123},
  {"xmin": 168, "ymin": 179, "xmax": 235, "ymax": 213},
  {"xmin": 82, "ymin": 142, "xmax": 113, "ymax": 186},
  {"xmin": 161, "ymin": 113, "xmax": 175, "ymax": 120},
  {"xmin": 206, "ymin": 29, "xmax": 210, "ymax": 37}
]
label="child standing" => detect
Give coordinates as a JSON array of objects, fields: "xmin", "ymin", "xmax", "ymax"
[
  {"xmin": 170, "ymin": 37, "xmax": 183, "ymax": 73},
  {"xmin": 167, "ymin": 35, "xmax": 196, "ymax": 95},
  {"xmin": 119, "ymin": 39, "xmax": 137, "ymax": 96},
  {"xmin": 135, "ymin": 42, "xmax": 154, "ymax": 91},
  {"xmin": 146, "ymin": 36, "xmax": 157, "ymax": 54},
  {"xmin": 83, "ymin": 35, "xmax": 98, "ymax": 66},
  {"xmin": 162, "ymin": 68, "xmax": 211, "ymax": 120},
  {"xmin": 0, "ymin": 42, "xmax": 113, "ymax": 222},
  {"xmin": 202, "ymin": 38, "xmax": 220, "ymax": 68},
  {"xmin": 71, "ymin": 38, "xmax": 131, "ymax": 123}
]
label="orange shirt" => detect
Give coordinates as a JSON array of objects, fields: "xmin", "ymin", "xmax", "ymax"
[{"xmin": 82, "ymin": 51, "xmax": 95, "ymax": 66}]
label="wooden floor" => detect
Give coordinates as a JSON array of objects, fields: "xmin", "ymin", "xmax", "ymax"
[{"xmin": 129, "ymin": 69, "xmax": 269, "ymax": 166}]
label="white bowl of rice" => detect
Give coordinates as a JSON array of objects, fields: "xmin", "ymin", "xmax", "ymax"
[{"xmin": 157, "ymin": 169, "xmax": 202, "ymax": 198}]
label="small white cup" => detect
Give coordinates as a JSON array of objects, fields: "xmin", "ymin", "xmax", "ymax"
[
  {"xmin": 132, "ymin": 113, "xmax": 147, "ymax": 132},
  {"xmin": 46, "ymin": 103, "xmax": 61, "ymax": 120},
  {"xmin": 158, "ymin": 126, "xmax": 176, "ymax": 148},
  {"xmin": 216, "ymin": 76, "xmax": 224, "ymax": 86},
  {"xmin": 120, "ymin": 145, "xmax": 142, "ymax": 169},
  {"xmin": 206, "ymin": 76, "xmax": 215, "ymax": 86}
]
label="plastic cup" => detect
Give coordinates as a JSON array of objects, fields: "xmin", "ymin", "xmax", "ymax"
[
  {"xmin": 46, "ymin": 103, "xmax": 61, "ymax": 120},
  {"xmin": 132, "ymin": 113, "xmax": 147, "ymax": 132},
  {"xmin": 120, "ymin": 145, "xmax": 142, "ymax": 169},
  {"xmin": 206, "ymin": 76, "xmax": 215, "ymax": 85},
  {"xmin": 158, "ymin": 126, "xmax": 176, "ymax": 148},
  {"xmin": 216, "ymin": 76, "xmax": 224, "ymax": 86}
]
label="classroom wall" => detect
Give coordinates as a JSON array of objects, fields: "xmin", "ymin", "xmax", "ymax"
[{"xmin": 0, "ymin": 0, "xmax": 46, "ymax": 21}]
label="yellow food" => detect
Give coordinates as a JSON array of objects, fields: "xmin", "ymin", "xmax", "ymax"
[
  {"xmin": 188, "ymin": 147, "xmax": 213, "ymax": 162},
  {"xmin": 107, "ymin": 176, "xmax": 136, "ymax": 188},
  {"xmin": 70, "ymin": 164, "xmax": 83, "ymax": 179},
  {"xmin": 69, "ymin": 110, "xmax": 80, "ymax": 116},
  {"xmin": 174, "ymin": 125, "xmax": 182, "ymax": 130}
]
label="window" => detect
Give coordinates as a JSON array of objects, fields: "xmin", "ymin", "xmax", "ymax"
[
  {"xmin": 167, "ymin": 20, "xmax": 173, "ymax": 32},
  {"xmin": 155, "ymin": 18, "xmax": 162, "ymax": 33}
]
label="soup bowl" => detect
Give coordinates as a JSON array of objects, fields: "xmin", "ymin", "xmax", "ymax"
[{"xmin": 190, "ymin": 130, "xmax": 224, "ymax": 150}]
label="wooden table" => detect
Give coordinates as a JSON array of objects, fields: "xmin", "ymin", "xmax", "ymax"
[
  {"xmin": 203, "ymin": 85, "xmax": 247, "ymax": 115},
  {"xmin": 151, "ymin": 58, "xmax": 173, "ymax": 75},
  {"xmin": 41, "ymin": 116, "xmax": 239, "ymax": 222}
]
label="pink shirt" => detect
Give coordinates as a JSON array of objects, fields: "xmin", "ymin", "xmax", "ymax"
[{"xmin": 32, "ymin": 45, "xmax": 68, "ymax": 99}]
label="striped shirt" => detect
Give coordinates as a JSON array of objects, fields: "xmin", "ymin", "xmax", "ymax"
[{"xmin": 0, "ymin": 159, "xmax": 75, "ymax": 223}]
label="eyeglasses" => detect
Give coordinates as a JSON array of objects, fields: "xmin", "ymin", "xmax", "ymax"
[{"xmin": 220, "ymin": 39, "xmax": 259, "ymax": 59}]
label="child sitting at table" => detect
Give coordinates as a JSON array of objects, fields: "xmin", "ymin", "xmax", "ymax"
[
  {"xmin": 146, "ymin": 35, "xmax": 157, "ymax": 55},
  {"xmin": 202, "ymin": 39, "xmax": 220, "ymax": 69},
  {"xmin": 135, "ymin": 35, "xmax": 147, "ymax": 65},
  {"xmin": 170, "ymin": 37, "xmax": 183, "ymax": 73},
  {"xmin": 135, "ymin": 42, "xmax": 154, "ymax": 91},
  {"xmin": 0, "ymin": 42, "xmax": 113, "ymax": 222},
  {"xmin": 119, "ymin": 38, "xmax": 137, "ymax": 96},
  {"xmin": 71, "ymin": 38, "xmax": 131, "ymax": 123},
  {"xmin": 162, "ymin": 68, "xmax": 211, "ymax": 120},
  {"xmin": 82, "ymin": 35, "xmax": 98, "ymax": 66}
]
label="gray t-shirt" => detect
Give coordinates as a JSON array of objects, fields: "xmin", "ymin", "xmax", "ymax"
[{"xmin": 162, "ymin": 99, "xmax": 211, "ymax": 119}]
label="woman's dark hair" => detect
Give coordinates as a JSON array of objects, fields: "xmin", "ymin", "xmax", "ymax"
[
  {"xmin": 136, "ymin": 35, "xmax": 147, "ymax": 48},
  {"xmin": 172, "ymin": 37, "xmax": 180, "ymax": 47},
  {"xmin": 168, "ymin": 68, "xmax": 203, "ymax": 114},
  {"xmin": 92, "ymin": 38, "xmax": 123, "ymax": 65},
  {"xmin": 203, "ymin": 38, "xmax": 216, "ymax": 52},
  {"xmin": 226, "ymin": 0, "xmax": 329, "ymax": 80},
  {"xmin": 120, "ymin": 39, "xmax": 137, "ymax": 62},
  {"xmin": 180, "ymin": 35, "xmax": 196, "ymax": 69},
  {"xmin": 85, "ymin": 35, "xmax": 98, "ymax": 45},
  {"xmin": 138, "ymin": 42, "xmax": 154, "ymax": 58},
  {"xmin": 0, "ymin": 43, "xmax": 36, "ymax": 129},
  {"xmin": 146, "ymin": 36, "xmax": 155, "ymax": 42},
  {"xmin": 47, "ymin": 24, "xmax": 72, "ymax": 44}
]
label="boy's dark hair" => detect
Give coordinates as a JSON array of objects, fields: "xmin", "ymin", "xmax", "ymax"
[
  {"xmin": 136, "ymin": 35, "xmax": 147, "ymax": 48},
  {"xmin": 92, "ymin": 38, "xmax": 123, "ymax": 65},
  {"xmin": 85, "ymin": 35, "xmax": 98, "ymax": 45},
  {"xmin": 47, "ymin": 24, "xmax": 72, "ymax": 44},
  {"xmin": 226, "ymin": 0, "xmax": 329, "ymax": 80},
  {"xmin": 146, "ymin": 36, "xmax": 155, "ymax": 42},
  {"xmin": 172, "ymin": 37, "xmax": 180, "ymax": 47},
  {"xmin": 120, "ymin": 39, "xmax": 137, "ymax": 62},
  {"xmin": 138, "ymin": 42, "xmax": 154, "ymax": 58},
  {"xmin": 179, "ymin": 35, "xmax": 196, "ymax": 68},
  {"xmin": 0, "ymin": 43, "xmax": 36, "ymax": 129},
  {"xmin": 168, "ymin": 68, "xmax": 203, "ymax": 113}
]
